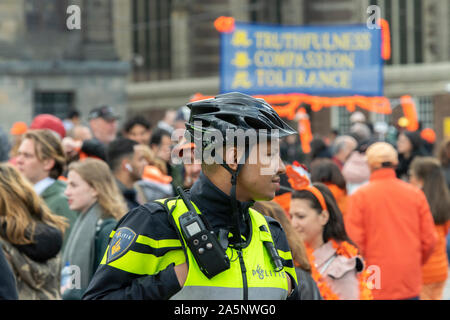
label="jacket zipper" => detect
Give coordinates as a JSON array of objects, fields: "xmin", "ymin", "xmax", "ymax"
[{"xmin": 237, "ymin": 249, "xmax": 248, "ymax": 300}]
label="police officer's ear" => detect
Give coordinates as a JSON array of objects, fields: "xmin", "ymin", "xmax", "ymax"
[{"xmin": 224, "ymin": 146, "xmax": 239, "ymax": 171}]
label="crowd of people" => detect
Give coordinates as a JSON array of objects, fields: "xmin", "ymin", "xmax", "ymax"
[
  {"xmin": 0, "ymin": 105, "xmax": 200, "ymax": 300},
  {"xmin": 275, "ymin": 111, "xmax": 450, "ymax": 300},
  {"xmin": 0, "ymin": 97, "xmax": 449, "ymax": 300}
]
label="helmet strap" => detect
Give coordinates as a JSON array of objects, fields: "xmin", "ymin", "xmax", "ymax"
[{"xmin": 220, "ymin": 144, "xmax": 252, "ymax": 248}]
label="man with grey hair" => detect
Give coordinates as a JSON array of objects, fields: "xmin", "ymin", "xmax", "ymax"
[
  {"xmin": 349, "ymin": 111, "xmax": 366, "ymax": 124},
  {"xmin": 331, "ymin": 135, "xmax": 357, "ymax": 170},
  {"xmin": 350, "ymin": 122, "xmax": 371, "ymax": 144}
]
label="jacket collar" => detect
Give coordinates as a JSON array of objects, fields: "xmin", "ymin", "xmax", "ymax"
[
  {"xmin": 34, "ymin": 177, "xmax": 55, "ymax": 196},
  {"xmin": 369, "ymin": 168, "xmax": 397, "ymax": 181},
  {"xmin": 116, "ymin": 179, "xmax": 137, "ymax": 199},
  {"xmin": 40, "ymin": 180, "xmax": 66, "ymax": 199},
  {"xmin": 313, "ymin": 241, "xmax": 336, "ymax": 268},
  {"xmin": 190, "ymin": 172, "xmax": 254, "ymax": 236}
]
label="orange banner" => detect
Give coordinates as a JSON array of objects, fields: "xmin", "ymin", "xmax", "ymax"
[
  {"xmin": 400, "ymin": 95, "xmax": 418, "ymax": 132},
  {"xmin": 379, "ymin": 18, "xmax": 391, "ymax": 61}
]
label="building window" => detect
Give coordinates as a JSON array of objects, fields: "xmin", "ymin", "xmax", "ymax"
[
  {"xmin": 25, "ymin": 0, "xmax": 67, "ymax": 31},
  {"xmin": 337, "ymin": 107, "xmax": 352, "ymax": 135},
  {"xmin": 132, "ymin": 0, "xmax": 172, "ymax": 82},
  {"xmin": 34, "ymin": 91, "xmax": 75, "ymax": 120},
  {"xmin": 416, "ymin": 96, "xmax": 434, "ymax": 129},
  {"xmin": 369, "ymin": 96, "xmax": 434, "ymax": 131},
  {"xmin": 369, "ymin": 0, "xmax": 423, "ymax": 65},
  {"xmin": 250, "ymin": 0, "xmax": 283, "ymax": 24}
]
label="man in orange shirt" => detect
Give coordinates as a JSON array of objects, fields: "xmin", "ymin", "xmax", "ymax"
[{"xmin": 345, "ymin": 142, "xmax": 437, "ymax": 300}]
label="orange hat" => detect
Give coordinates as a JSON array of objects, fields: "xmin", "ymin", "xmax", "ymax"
[
  {"xmin": 420, "ymin": 128, "xmax": 436, "ymax": 144},
  {"xmin": 178, "ymin": 142, "xmax": 196, "ymax": 157},
  {"xmin": 272, "ymin": 192, "xmax": 292, "ymax": 218},
  {"xmin": 142, "ymin": 165, "xmax": 172, "ymax": 184},
  {"xmin": 10, "ymin": 122, "xmax": 28, "ymax": 135},
  {"xmin": 172, "ymin": 138, "xmax": 196, "ymax": 158},
  {"xmin": 366, "ymin": 142, "xmax": 398, "ymax": 169}
]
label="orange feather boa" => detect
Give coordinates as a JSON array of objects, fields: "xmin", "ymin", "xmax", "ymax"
[{"xmin": 305, "ymin": 240, "xmax": 373, "ymax": 300}]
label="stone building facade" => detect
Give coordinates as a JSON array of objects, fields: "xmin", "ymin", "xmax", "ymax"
[
  {"xmin": 0, "ymin": 0, "xmax": 130, "ymax": 132},
  {"xmin": 1, "ymin": 0, "xmax": 448, "ymax": 148}
]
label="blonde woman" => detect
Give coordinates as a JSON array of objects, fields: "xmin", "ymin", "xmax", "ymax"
[
  {"xmin": 61, "ymin": 158, "xmax": 127, "ymax": 300},
  {"xmin": 0, "ymin": 163, "xmax": 68, "ymax": 299}
]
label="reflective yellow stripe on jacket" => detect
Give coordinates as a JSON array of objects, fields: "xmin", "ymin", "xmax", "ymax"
[
  {"xmin": 100, "ymin": 230, "xmax": 186, "ymax": 276},
  {"xmin": 162, "ymin": 198, "xmax": 295, "ymax": 300}
]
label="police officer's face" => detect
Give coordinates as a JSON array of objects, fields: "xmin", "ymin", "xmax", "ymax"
[{"xmin": 237, "ymin": 141, "xmax": 285, "ymax": 202}]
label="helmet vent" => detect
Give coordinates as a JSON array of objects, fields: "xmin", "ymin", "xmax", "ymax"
[
  {"xmin": 244, "ymin": 117, "xmax": 271, "ymax": 130},
  {"xmin": 260, "ymin": 110, "xmax": 283, "ymax": 128},
  {"xmin": 192, "ymin": 105, "xmax": 220, "ymax": 116},
  {"xmin": 215, "ymin": 113, "xmax": 240, "ymax": 126}
]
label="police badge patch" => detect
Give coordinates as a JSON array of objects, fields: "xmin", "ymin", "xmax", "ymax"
[{"xmin": 106, "ymin": 227, "xmax": 137, "ymax": 264}]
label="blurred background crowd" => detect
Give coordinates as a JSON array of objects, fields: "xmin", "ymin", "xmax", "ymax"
[{"xmin": 0, "ymin": 0, "xmax": 449, "ymax": 300}]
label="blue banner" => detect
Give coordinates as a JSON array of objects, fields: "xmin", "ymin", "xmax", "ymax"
[{"xmin": 220, "ymin": 22, "xmax": 383, "ymax": 96}]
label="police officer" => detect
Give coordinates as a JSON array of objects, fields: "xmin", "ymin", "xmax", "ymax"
[{"xmin": 83, "ymin": 92, "xmax": 299, "ymax": 300}]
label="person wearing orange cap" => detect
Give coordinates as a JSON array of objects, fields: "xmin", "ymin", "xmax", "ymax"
[
  {"xmin": 345, "ymin": 142, "xmax": 437, "ymax": 300},
  {"xmin": 8, "ymin": 122, "xmax": 28, "ymax": 161},
  {"xmin": 10, "ymin": 121, "xmax": 27, "ymax": 135}
]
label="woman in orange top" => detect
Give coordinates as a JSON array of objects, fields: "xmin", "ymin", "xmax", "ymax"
[
  {"xmin": 310, "ymin": 158, "xmax": 348, "ymax": 217},
  {"xmin": 409, "ymin": 157, "xmax": 450, "ymax": 300}
]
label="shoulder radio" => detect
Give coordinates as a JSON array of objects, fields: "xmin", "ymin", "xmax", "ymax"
[{"xmin": 176, "ymin": 187, "xmax": 230, "ymax": 279}]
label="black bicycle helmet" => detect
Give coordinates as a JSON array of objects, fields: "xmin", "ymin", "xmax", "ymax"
[
  {"xmin": 184, "ymin": 92, "xmax": 297, "ymax": 247},
  {"xmin": 185, "ymin": 92, "xmax": 297, "ymax": 151}
]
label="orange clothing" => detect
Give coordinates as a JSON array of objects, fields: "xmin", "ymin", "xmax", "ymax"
[
  {"xmin": 273, "ymin": 192, "xmax": 292, "ymax": 218},
  {"xmin": 345, "ymin": 168, "xmax": 437, "ymax": 300},
  {"xmin": 420, "ymin": 281, "xmax": 447, "ymax": 300},
  {"xmin": 142, "ymin": 165, "xmax": 172, "ymax": 184},
  {"xmin": 324, "ymin": 183, "xmax": 348, "ymax": 217},
  {"xmin": 422, "ymin": 221, "xmax": 450, "ymax": 284}
]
